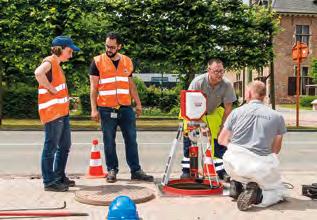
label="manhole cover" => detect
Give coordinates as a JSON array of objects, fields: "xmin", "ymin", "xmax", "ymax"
[{"xmin": 75, "ymin": 185, "xmax": 155, "ymax": 206}]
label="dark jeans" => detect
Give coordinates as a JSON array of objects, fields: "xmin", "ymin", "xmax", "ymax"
[
  {"xmin": 41, "ymin": 115, "xmax": 71, "ymax": 186},
  {"xmin": 99, "ymin": 106, "xmax": 141, "ymax": 173}
]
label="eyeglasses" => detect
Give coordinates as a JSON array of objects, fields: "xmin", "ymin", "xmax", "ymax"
[
  {"xmin": 105, "ymin": 44, "xmax": 117, "ymax": 50},
  {"xmin": 207, "ymin": 67, "xmax": 224, "ymax": 75}
]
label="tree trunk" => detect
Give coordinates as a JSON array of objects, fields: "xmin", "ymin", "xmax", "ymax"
[
  {"xmin": 242, "ymin": 68, "xmax": 246, "ymax": 102},
  {"xmin": 270, "ymin": 60, "xmax": 276, "ymax": 109},
  {"xmin": 184, "ymin": 66, "xmax": 195, "ymax": 89},
  {"xmin": 0, "ymin": 60, "xmax": 3, "ymax": 125}
]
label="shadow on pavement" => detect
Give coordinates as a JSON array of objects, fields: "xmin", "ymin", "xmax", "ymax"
[{"xmin": 245, "ymin": 196, "xmax": 317, "ymax": 212}]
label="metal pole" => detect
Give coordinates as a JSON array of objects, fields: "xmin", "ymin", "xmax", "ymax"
[
  {"xmin": 0, "ymin": 201, "xmax": 66, "ymax": 212},
  {"xmin": 296, "ymin": 42, "xmax": 301, "ymax": 128},
  {"xmin": 0, "ymin": 211, "xmax": 88, "ymax": 217}
]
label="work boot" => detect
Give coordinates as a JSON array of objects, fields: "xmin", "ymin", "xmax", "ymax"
[
  {"xmin": 106, "ymin": 169, "xmax": 117, "ymax": 183},
  {"xmin": 218, "ymin": 170, "xmax": 231, "ymax": 183},
  {"xmin": 229, "ymin": 180, "xmax": 244, "ymax": 200},
  {"xmin": 44, "ymin": 183, "xmax": 69, "ymax": 192},
  {"xmin": 131, "ymin": 170, "xmax": 154, "ymax": 182},
  {"xmin": 237, "ymin": 182, "xmax": 262, "ymax": 211},
  {"xmin": 180, "ymin": 172, "xmax": 190, "ymax": 179},
  {"xmin": 62, "ymin": 177, "xmax": 76, "ymax": 187}
]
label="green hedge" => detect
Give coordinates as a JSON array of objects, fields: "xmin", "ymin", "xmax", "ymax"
[
  {"xmin": 79, "ymin": 93, "xmax": 90, "ymax": 115},
  {"xmin": 79, "ymin": 79, "xmax": 180, "ymax": 116},
  {"xmin": 300, "ymin": 96, "xmax": 317, "ymax": 107},
  {"xmin": 3, "ymin": 84, "xmax": 38, "ymax": 119}
]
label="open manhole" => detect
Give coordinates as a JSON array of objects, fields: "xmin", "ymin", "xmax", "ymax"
[
  {"xmin": 167, "ymin": 182, "xmax": 215, "ymax": 190},
  {"xmin": 160, "ymin": 179, "xmax": 223, "ymax": 196}
]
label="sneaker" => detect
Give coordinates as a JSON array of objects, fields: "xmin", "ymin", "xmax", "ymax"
[
  {"xmin": 131, "ymin": 170, "xmax": 154, "ymax": 182},
  {"xmin": 44, "ymin": 183, "xmax": 69, "ymax": 192},
  {"xmin": 62, "ymin": 177, "xmax": 76, "ymax": 187},
  {"xmin": 180, "ymin": 172, "xmax": 191, "ymax": 179},
  {"xmin": 106, "ymin": 170, "xmax": 117, "ymax": 183},
  {"xmin": 237, "ymin": 182, "xmax": 262, "ymax": 211},
  {"xmin": 229, "ymin": 180, "xmax": 244, "ymax": 200}
]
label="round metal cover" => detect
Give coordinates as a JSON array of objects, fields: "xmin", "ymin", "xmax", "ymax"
[{"xmin": 75, "ymin": 185, "xmax": 155, "ymax": 206}]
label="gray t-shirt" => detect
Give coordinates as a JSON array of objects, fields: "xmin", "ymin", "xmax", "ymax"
[
  {"xmin": 188, "ymin": 73, "xmax": 237, "ymax": 114},
  {"xmin": 224, "ymin": 100, "xmax": 287, "ymax": 156}
]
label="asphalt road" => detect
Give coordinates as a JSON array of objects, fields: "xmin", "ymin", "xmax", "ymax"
[{"xmin": 0, "ymin": 131, "xmax": 316, "ymax": 176}]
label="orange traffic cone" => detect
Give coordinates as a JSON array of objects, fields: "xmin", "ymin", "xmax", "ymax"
[
  {"xmin": 203, "ymin": 146, "xmax": 217, "ymax": 179},
  {"xmin": 86, "ymin": 139, "xmax": 107, "ymax": 178}
]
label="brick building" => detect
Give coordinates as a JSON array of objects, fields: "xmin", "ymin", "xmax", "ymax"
[
  {"xmin": 273, "ymin": 0, "xmax": 317, "ymax": 103},
  {"xmin": 230, "ymin": 0, "xmax": 317, "ymax": 104}
]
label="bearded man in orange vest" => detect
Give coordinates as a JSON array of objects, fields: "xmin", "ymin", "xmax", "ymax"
[
  {"xmin": 89, "ymin": 32, "xmax": 153, "ymax": 183},
  {"xmin": 35, "ymin": 36, "xmax": 80, "ymax": 192}
]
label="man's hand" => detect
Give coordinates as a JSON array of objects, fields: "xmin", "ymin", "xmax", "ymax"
[
  {"xmin": 49, "ymin": 87, "xmax": 58, "ymax": 95},
  {"xmin": 91, "ymin": 109, "xmax": 100, "ymax": 122},
  {"xmin": 135, "ymin": 104, "xmax": 142, "ymax": 117}
]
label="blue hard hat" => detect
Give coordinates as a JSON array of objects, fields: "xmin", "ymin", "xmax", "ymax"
[
  {"xmin": 52, "ymin": 36, "xmax": 80, "ymax": 51},
  {"xmin": 107, "ymin": 196, "xmax": 139, "ymax": 220}
]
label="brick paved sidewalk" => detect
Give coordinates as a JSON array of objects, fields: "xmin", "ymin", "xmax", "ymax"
[{"xmin": 0, "ymin": 172, "xmax": 317, "ymax": 220}]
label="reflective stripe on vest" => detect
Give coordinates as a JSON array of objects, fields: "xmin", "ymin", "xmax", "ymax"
[
  {"xmin": 99, "ymin": 76, "xmax": 129, "ymax": 84},
  {"xmin": 94, "ymin": 53, "xmax": 133, "ymax": 107},
  {"xmin": 38, "ymin": 56, "xmax": 69, "ymax": 124},
  {"xmin": 99, "ymin": 89, "xmax": 130, "ymax": 96},
  {"xmin": 39, "ymin": 97, "xmax": 69, "ymax": 110},
  {"xmin": 38, "ymin": 83, "xmax": 66, "ymax": 94}
]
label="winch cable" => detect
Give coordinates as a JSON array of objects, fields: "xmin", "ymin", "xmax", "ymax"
[{"xmin": 283, "ymin": 182, "xmax": 294, "ymax": 189}]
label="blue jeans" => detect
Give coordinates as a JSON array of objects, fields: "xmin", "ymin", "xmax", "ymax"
[
  {"xmin": 99, "ymin": 106, "xmax": 141, "ymax": 173},
  {"xmin": 41, "ymin": 115, "xmax": 71, "ymax": 186}
]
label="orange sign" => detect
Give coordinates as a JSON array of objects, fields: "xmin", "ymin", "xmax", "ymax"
[{"xmin": 292, "ymin": 42, "xmax": 309, "ymax": 60}]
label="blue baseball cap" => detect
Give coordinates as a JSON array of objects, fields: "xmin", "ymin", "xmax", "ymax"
[{"xmin": 52, "ymin": 36, "xmax": 80, "ymax": 52}]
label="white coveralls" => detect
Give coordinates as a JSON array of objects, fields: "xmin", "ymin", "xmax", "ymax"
[{"xmin": 223, "ymin": 143, "xmax": 287, "ymax": 207}]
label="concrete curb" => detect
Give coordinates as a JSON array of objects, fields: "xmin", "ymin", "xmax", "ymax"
[{"xmin": 1, "ymin": 127, "xmax": 317, "ymax": 132}]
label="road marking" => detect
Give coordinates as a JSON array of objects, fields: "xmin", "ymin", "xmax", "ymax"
[
  {"xmin": 0, "ymin": 142, "xmax": 173, "ymax": 146},
  {"xmin": 0, "ymin": 141, "xmax": 316, "ymax": 146}
]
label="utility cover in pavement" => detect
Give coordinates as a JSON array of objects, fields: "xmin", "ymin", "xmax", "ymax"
[{"xmin": 75, "ymin": 185, "xmax": 155, "ymax": 206}]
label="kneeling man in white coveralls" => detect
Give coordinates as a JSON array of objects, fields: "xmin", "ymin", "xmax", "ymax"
[{"xmin": 218, "ymin": 80, "xmax": 287, "ymax": 211}]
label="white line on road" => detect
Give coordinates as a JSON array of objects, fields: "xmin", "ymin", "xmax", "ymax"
[
  {"xmin": 0, "ymin": 142, "xmax": 173, "ymax": 146},
  {"xmin": 0, "ymin": 141, "xmax": 315, "ymax": 146}
]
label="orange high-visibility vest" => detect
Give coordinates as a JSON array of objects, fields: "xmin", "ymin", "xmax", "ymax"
[
  {"xmin": 38, "ymin": 55, "xmax": 69, "ymax": 124},
  {"xmin": 94, "ymin": 53, "xmax": 133, "ymax": 107}
]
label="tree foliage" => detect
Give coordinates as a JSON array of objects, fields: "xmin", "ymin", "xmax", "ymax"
[
  {"xmin": 0, "ymin": 0, "xmax": 278, "ymax": 91},
  {"xmin": 107, "ymin": 0, "xmax": 279, "ymax": 87},
  {"xmin": 0, "ymin": 0, "xmax": 112, "ymax": 93},
  {"xmin": 310, "ymin": 58, "xmax": 317, "ymax": 84}
]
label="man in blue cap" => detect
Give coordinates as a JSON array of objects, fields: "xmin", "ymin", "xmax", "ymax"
[{"xmin": 34, "ymin": 36, "xmax": 80, "ymax": 192}]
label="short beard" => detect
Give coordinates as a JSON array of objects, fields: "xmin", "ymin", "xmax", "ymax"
[{"xmin": 106, "ymin": 51, "xmax": 117, "ymax": 58}]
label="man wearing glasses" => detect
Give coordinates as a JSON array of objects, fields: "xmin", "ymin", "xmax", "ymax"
[
  {"xmin": 180, "ymin": 58, "xmax": 237, "ymax": 181},
  {"xmin": 89, "ymin": 32, "xmax": 153, "ymax": 183}
]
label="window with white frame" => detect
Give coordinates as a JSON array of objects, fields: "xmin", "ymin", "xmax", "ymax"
[
  {"xmin": 294, "ymin": 66, "xmax": 309, "ymax": 77},
  {"xmin": 295, "ymin": 25, "xmax": 310, "ymax": 45},
  {"xmin": 293, "ymin": 66, "xmax": 311, "ymax": 95}
]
